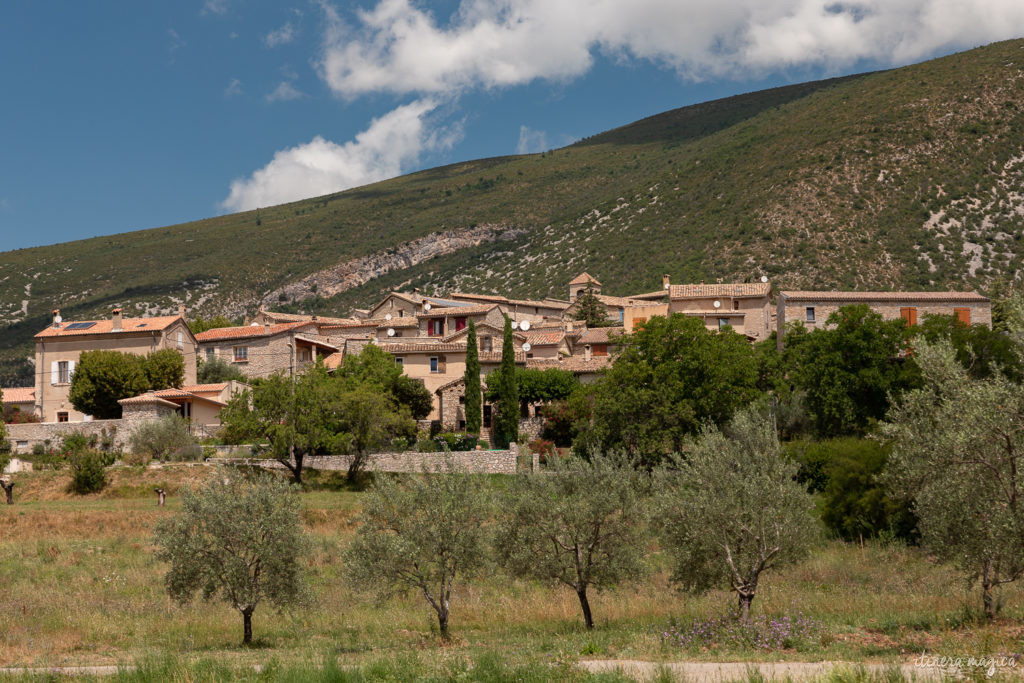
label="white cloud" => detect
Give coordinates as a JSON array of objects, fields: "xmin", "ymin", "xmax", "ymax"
[
  {"xmin": 221, "ymin": 98, "xmax": 458, "ymax": 212},
  {"xmin": 224, "ymin": 78, "xmax": 243, "ymax": 97},
  {"xmin": 317, "ymin": 0, "xmax": 1024, "ymax": 97},
  {"xmin": 265, "ymin": 81, "xmax": 304, "ymax": 102},
  {"xmin": 264, "ymin": 21, "xmax": 296, "ymax": 47},
  {"xmin": 201, "ymin": 0, "xmax": 230, "ymax": 16},
  {"xmin": 516, "ymin": 125, "xmax": 546, "ymax": 154}
]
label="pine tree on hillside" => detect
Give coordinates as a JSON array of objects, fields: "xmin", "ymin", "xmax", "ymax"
[
  {"xmin": 493, "ymin": 317, "xmax": 519, "ymax": 448},
  {"xmin": 464, "ymin": 320, "xmax": 482, "ymax": 434}
]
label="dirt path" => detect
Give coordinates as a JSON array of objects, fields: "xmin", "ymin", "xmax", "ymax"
[{"xmin": 579, "ymin": 659, "xmax": 945, "ymax": 681}]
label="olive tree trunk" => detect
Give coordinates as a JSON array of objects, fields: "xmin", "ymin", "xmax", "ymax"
[
  {"xmin": 242, "ymin": 607, "xmax": 254, "ymax": 645},
  {"xmin": 577, "ymin": 586, "xmax": 594, "ymax": 629},
  {"xmin": 1, "ymin": 480, "xmax": 14, "ymax": 505}
]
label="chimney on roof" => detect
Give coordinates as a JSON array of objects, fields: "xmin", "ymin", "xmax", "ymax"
[
  {"xmin": 312, "ymin": 315, "xmax": 318, "ymax": 322},
  {"xmin": 177, "ymin": 304, "xmax": 185, "ymax": 320},
  {"xmin": 584, "ymin": 344, "xmax": 592, "ymax": 362},
  {"xmin": 663, "ymin": 274, "xmax": 671, "ymax": 290},
  {"xmin": 112, "ymin": 308, "xmax": 123, "ymax": 332},
  {"xmin": 565, "ymin": 319, "xmax": 574, "ymax": 334},
  {"xmin": 52, "ymin": 309, "xmax": 61, "ymax": 328},
  {"xmin": 265, "ymin": 321, "xmax": 272, "ymax": 334}
]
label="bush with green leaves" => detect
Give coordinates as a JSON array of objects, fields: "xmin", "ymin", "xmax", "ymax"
[
  {"xmin": 153, "ymin": 469, "xmax": 309, "ymax": 644},
  {"xmin": 432, "ymin": 432, "xmax": 478, "ymax": 452},
  {"xmin": 68, "ymin": 450, "xmax": 108, "ymax": 495},
  {"xmin": 196, "ymin": 356, "xmax": 248, "ymax": 384},
  {"xmin": 129, "ymin": 416, "xmax": 201, "ymax": 463},
  {"xmin": 344, "ymin": 461, "xmax": 492, "ymax": 639}
]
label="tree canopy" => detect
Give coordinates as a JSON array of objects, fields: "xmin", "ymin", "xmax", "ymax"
[
  {"xmin": 69, "ymin": 349, "xmax": 184, "ymax": 419},
  {"xmin": 578, "ymin": 313, "xmax": 759, "ymax": 466},
  {"xmin": 883, "ymin": 339, "xmax": 1024, "ymax": 619},
  {"xmin": 153, "ymin": 469, "xmax": 309, "ymax": 644}
]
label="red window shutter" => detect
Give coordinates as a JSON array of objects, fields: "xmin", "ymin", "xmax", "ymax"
[
  {"xmin": 954, "ymin": 308, "xmax": 971, "ymax": 325},
  {"xmin": 900, "ymin": 307, "xmax": 917, "ymax": 326}
]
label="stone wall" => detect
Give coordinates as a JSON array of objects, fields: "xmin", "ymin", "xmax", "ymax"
[
  {"xmin": 6, "ymin": 419, "xmax": 125, "ymax": 454},
  {"xmin": 213, "ymin": 442, "xmax": 519, "ymax": 475},
  {"xmin": 518, "ymin": 416, "xmax": 545, "ymax": 440}
]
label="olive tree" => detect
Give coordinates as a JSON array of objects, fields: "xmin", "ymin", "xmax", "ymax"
[
  {"xmin": 153, "ymin": 469, "xmax": 309, "ymax": 644},
  {"xmin": 883, "ymin": 340, "xmax": 1024, "ymax": 619},
  {"xmin": 344, "ymin": 462, "xmax": 491, "ymax": 639},
  {"xmin": 496, "ymin": 454, "xmax": 647, "ymax": 629},
  {"xmin": 655, "ymin": 408, "xmax": 818, "ymax": 622}
]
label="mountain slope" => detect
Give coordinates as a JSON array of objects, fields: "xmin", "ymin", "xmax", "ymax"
[{"xmin": 3, "ymin": 39, "xmax": 1024, "ymax": 384}]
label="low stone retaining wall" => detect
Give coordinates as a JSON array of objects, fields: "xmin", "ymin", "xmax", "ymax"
[
  {"xmin": 6, "ymin": 420, "xmax": 125, "ymax": 454},
  {"xmin": 212, "ymin": 443, "xmax": 520, "ymax": 475}
]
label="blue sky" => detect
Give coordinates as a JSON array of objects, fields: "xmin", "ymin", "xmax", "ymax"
[{"xmin": 2, "ymin": 1, "xmax": 1022, "ymax": 251}]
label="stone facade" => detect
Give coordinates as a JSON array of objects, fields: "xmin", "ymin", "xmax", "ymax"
[
  {"xmin": 213, "ymin": 443, "xmax": 519, "ymax": 475},
  {"xmin": 668, "ymin": 283, "xmax": 773, "ymax": 341},
  {"xmin": 5, "ymin": 398, "xmax": 178, "ymax": 454},
  {"xmin": 34, "ymin": 313, "xmax": 197, "ymax": 423},
  {"xmin": 777, "ymin": 291, "xmax": 992, "ymax": 346},
  {"xmin": 198, "ymin": 323, "xmax": 337, "ymax": 379}
]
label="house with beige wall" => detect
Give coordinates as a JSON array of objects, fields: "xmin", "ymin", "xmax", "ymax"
[
  {"xmin": 196, "ymin": 321, "xmax": 338, "ymax": 379},
  {"xmin": 776, "ymin": 290, "xmax": 992, "ymax": 346},
  {"xmin": 33, "ymin": 308, "xmax": 197, "ymax": 423},
  {"xmin": 2, "ymin": 387, "xmax": 36, "ymax": 420},
  {"xmin": 667, "ymin": 282, "xmax": 773, "ymax": 341}
]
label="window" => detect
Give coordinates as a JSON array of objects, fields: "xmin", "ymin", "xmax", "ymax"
[
  {"xmin": 733, "ymin": 300, "xmax": 740, "ymax": 310},
  {"xmin": 428, "ymin": 319, "xmax": 444, "ymax": 336},
  {"xmin": 206, "ymin": 347, "xmax": 215, "ymax": 360},
  {"xmin": 455, "ymin": 316, "xmax": 467, "ymax": 331},
  {"xmin": 57, "ymin": 361, "xmax": 70, "ymax": 384},
  {"xmin": 395, "ymin": 357, "xmax": 404, "ymax": 368},
  {"xmin": 233, "ymin": 346, "xmax": 248, "ymax": 363},
  {"xmin": 177, "ymin": 330, "xmax": 183, "ymax": 349},
  {"xmin": 398, "ymin": 310, "xmax": 404, "ymax": 317},
  {"xmin": 900, "ymin": 307, "xmax": 918, "ymax": 326},
  {"xmin": 483, "ymin": 404, "xmax": 492, "ymax": 428},
  {"xmin": 805, "ymin": 307, "xmax": 816, "ymax": 323},
  {"xmin": 481, "ymin": 336, "xmax": 492, "ymax": 352},
  {"xmin": 954, "ymin": 307, "xmax": 971, "ymax": 325},
  {"xmin": 57, "ymin": 412, "xmax": 69, "ymax": 423},
  {"xmin": 718, "ymin": 318, "xmax": 730, "ymax": 330},
  {"xmin": 527, "ymin": 353, "xmax": 533, "ymax": 359},
  {"xmin": 430, "ymin": 357, "xmax": 439, "ymax": 373},
  {"xmin": 592, "ymin": 344, "xmax": 608, "ymax": 357}
]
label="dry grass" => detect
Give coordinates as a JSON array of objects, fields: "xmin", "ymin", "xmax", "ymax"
[{"xmin": 0, "ymin": 465, "xmax": 1022, "ymax": 673}]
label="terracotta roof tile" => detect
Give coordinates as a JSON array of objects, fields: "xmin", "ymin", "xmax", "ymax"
[
  {"xmin": 568, "ymin": 272, "xmax": 602, "ymax": 286},
  {"xmin": 195, "ymin": 321, "xmax": 314, "ymax": 342},
  {"xmin": 669, "ymin": 283, "xmax": 771, "ymax": 299},
  {"xmin": 323, "ymin": 352, "xmax": 344, "ymax": 370},
  {"xmin": 257, "ymin": 310, "xmax": 356, "ymax": 325},
  {"xmin": 579, "ymin": 327, "xmax": 624, "ymax": 344},
  {"xmin": 418, "ymin": 304, "xmax": 500, "ymax": 317},
  {"xmin": 36, "ymin": 315, "xmax": 182, "ymax": 339},
  {"xmin": 524, "ymin": 331, "xmax": 565, "ymax": 346},
  {"xmin": 152, "ymin": 389, "xmax": 226, "ymax": 407},
  {"xmin": 118, "ymin": 392, "xmax": 179, "ymax": 408},
  {"xmin": 780, "ymin": 290, "xmax": 990, "ymax": 303},
  {"xmin": 2, "ymin": 387, "xmax": 35, "ymax": 403},
  {"xmin": 181, "ymin": 383, "xmax": 229, "ymax": 393},
  {"xmin": 527, "ymin": 356, "xmax": 611, "ymax": 373}
]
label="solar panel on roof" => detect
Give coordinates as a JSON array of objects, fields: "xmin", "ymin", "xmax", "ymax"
[{"xmin": 65, "ymin": 322, "xmax": 97, "ymax": 330}]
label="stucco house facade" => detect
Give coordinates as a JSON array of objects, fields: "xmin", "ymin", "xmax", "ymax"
[{"xmin": 33, "ymin": 308, "xmax": 197, "ymax": 423}]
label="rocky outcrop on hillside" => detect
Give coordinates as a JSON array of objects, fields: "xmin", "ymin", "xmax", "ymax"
[{"xmin": 262, "ymin": 223, "xmax": 524, "ymax": 305}]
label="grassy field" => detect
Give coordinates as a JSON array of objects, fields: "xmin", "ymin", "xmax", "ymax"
[{"xmin": 1, "ymin": 466, "xmax": 1022, "ymax": 680}]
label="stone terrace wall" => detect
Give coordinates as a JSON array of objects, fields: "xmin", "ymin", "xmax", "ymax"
[
  {"xmin": 213, "ymin": 443, "xmax": 519, "ymax": 475},
  {"xmin": 6, "ymin": 420, "xmax": 125, "ymax": 454}
]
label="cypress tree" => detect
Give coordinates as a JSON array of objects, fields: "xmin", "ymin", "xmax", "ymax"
[
  {"xmin": 464, "ymin": 319, "xmax": 482, "ymax": 434},
  {"xmin": 494, "ymin": 316, "xmax": 520, "ymax": 448}
]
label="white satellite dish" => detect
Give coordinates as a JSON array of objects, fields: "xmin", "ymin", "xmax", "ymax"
[
  {"xmin": 664, "ymin": 283, "xmax": 670, "ymax": 290},
  {"xmin": 424, "ymin": 303, "xmax": 432, "ymax": 311},
  {"xmin": 250, "ymin": 322, "xmax": 260, "ymax": 326},
  {"xmin": 713, "ymin": 300, "xmax": 721, "ymax": 309},
  {"xmin": 387, "ymin": 328, "xmax": 395, "ymax": 337},
  {"xmin": 760, "ymin": 275, "xmax": 769, "ymax": 283},
  {"xmin": 520, "ymin": 320, "xmax": 531, "ymax": 331},
  {"xmin": 385, "ymin": 313, "xmax": 392, "ymax": 321},
  {"xmin": 511, "ymin": 320, "xmax": 519, "ymax": 330},
  {"xmin": 54, "ymin": 314, "xmax": 62, "ymax": 324},
  {"xmin": 522, "ymin": 342, "xmax": 532, "ymax": 352}
]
